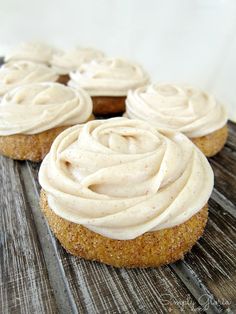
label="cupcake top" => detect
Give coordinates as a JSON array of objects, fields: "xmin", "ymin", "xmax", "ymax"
[
  {"xmin": 39, "ymin": 118, "xmax": 213, "ymax": 240},
  {"xmin": 68, "ymin": 58, "xmax": 149, "ymax": 96},
  {"xmin": 50, "ymin": 47, "xmax": 105, "ymax": 75},
  {"xmin": 0, "ymin": 61, "xmax": 59, "ymax": 97},
  {"xmin": 0, "ymin": 82, "xmax": 92, "ymax": 135},
  {"xmin": 126, "ymin": 83, "xmax": 228, "ymax": 138},
  {"xmin": 5, "ymin": 42, "xmax": 54, "ymax": 65}
]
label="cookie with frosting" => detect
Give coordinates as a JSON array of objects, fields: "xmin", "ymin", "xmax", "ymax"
[
  {"xmin": 4, "ymin": 42, "xmax": 54, "ymax": 65},
  {"xmin": 39, "ymin": 118, "xmax": 213, "ymax": 267},
  {"xmin": 0, "ymin": 82, "xmax": 93, "ymax": 161},
  {"xmin": 68, "ymin": 57, "xmax": 149, "ymax": 116},
  {"xmin": 126, "ymin": 83, "xmax": 228, "ymax": 156},
  {"xmin": 0, "ymin": 61, "xmax": 63, "ymax": 98},
  {"xmin": 50, "ymin": 47, "xmax": 105, "ymax": 84}
]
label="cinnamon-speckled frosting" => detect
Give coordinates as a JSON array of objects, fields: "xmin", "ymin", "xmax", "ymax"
[
  {"xmin": 51, "ymin": 47, "xmax": 105, "ymax": 75},
  {"xmin": 68, "ymin": 58, "xmax": 149, "ymax": 96},
  {"xmin": 0, "ymin": 61, "xmax": 59, "ymax": 97},
  {"xmin": 5, "ymin": 42, "xmax": 54, "ymax": 64},
  {"xmin": 0, "ymin": 82, "xmax": 92, "ymax": 135},
  {"xmin": 126, "ymin": 83, "xmax": 228, "ymax": 138},
  {"xmin": 39, "ymin": 118, "xmax": 213, "ymax": 240}
]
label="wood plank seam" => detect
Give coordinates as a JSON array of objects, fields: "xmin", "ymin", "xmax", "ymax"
[
  {"xmin": 0, "ymin": 158, "xmax": 58, "ymax": 314},
  {"xmin": 19, "ymin": 162, "xmax": 79, "ymax": 314},
  {"xmin": 170, "ymin": 262, "xmax": 224, "ymax": 314}
]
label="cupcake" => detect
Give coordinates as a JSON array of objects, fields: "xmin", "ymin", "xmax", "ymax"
[
  {"xmin": 0, "ymin": 61, "xmax": 62, "ymax": 98},
  {"xmin": 50, "ymin": 47, "xmax": 105, "ymax": 84},
  {"xmin": 0, "ymin": 82, "xmax": 93, "ymax": 161},
  {"xmin": 126, "ymin": 83, "xmax": 228, "ymax": 157},
  {"xmin": 39, "ymin": 118, "xmax": 213, "ymax": 268},
  {"xmin": 4, "ymin": 42, "xmax": 54, "ymax": 65},
  {"xmin": 68, "ymin": 58, "xmax": 149, "ymax": 116}
]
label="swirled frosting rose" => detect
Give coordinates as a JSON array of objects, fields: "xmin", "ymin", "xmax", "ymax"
[
  {"xmin": 68, "ymin": 58, "xmax": 149, "ymax": 96},
  {"xmin": 0, "ymin": 82, "xmax": 92, "ymax": 135},
  {"xmin": 126, "ymin": 83, "xmax": 228, "ymax": 138},
  {"xmin": 51, "ymin": 47, "xmax": 105, "ymax": 75},
  {"xmin": 39, "ymin": 118, "xmax": 213, "ymax": 240},
  {"xmin": 0, "ymin": 61, "xmax": 59, "ymax": 97},
  {"xmin": 5, "ymin": 42, "xmax": 54, "ymax": 64}
]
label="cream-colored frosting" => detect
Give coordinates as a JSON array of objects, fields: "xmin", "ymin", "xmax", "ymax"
[
  {"xmin": 0, "ymin": 61, "xmax": 59, "ymax": 97},
  {"xmin": 5, "ymin": 42, "xmax": 54, "ymax": 64},
  {"xmin": 51, "ymin": 47, "xmax": 105, "ymax": 75},
  {"xmin": 126, "ymin": 83, "xmax": 228, "ymax": 138},
  {"xmin": 68, "ymin": 58, "xmax": 149, "ymax": 96},
  {"xmin": 0, "ymin": 82, "xmax": 92, "ymax": 135},
  {"xmin": 39, "ymin": 118, "xmax": 213, "ymax": 240}
]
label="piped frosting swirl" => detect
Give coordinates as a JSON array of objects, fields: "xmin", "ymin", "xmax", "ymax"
[
  {"xmin": 0, "ymin": 61, "xmax": 59, "ymax": 97},
  {"xmin": 0, "ymin": 82, "xmax": 92, "ymax": 135},
  {"xmin": 68, "ymin": 58, "xmax": 149, "ymax": 96},
  {"xmin": 126, "ymin": 83, "xmax": 227, "ymax": 138},
  {"xmin": 5, "ymin": 42, "xmax": 54, "ymax": 64},
  {"xmin": 39, "ymin": 118, "xmax": 213, "ymax": 240},
  {"xmin": 51, "ymin": 47, "xmax": 105, "ymax": 75}
]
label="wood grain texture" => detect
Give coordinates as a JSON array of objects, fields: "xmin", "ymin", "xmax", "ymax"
[
  {"xmin": 209, "ymin": 122, "xmax": 236, "ymax": 206},
  {"xmin": 172, "ymin": 198, "xmax": 236, "ymax": 313},
  {"xmin": 0, "ymin": 157, "xmax": 58, "ymax": 314},
  {"xmin": 21, "ymin": 162, "xmax": 79, "ymax": 313},
  {"xmin": 226, "ymin": 121, "xmax": 236, "ymax": 151}
]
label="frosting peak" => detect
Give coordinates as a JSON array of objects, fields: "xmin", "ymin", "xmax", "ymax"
[
  {"xmin": 0, "ymin": 82, "xmax": 92, "ymax": 135},
  {"xmin": 126, "ymin": 83, "xmax": 228, "ymax": 138},
  {"xmin": 5, "ymin": 42, "xmax": 54, "ymax": 64},
  {"xmin": 51, "ymin": 47, "xmax": 105, "ymax": 75},
  {"xmin": 0, "ymin": 61, "xmax": 58, "ymax": 97},
  {"xmin": 68, "ymin": 58, "xmax": 149, "ymax": 96},
  {"xmin": 39, "ymin": 118, "xmax": 213, "ymax": 240}
]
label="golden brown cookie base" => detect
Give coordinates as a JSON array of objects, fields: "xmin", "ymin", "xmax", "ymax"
[
  {"xmin": 40, "ymin": 190, "xmax": 208, "ymax": 268},
  {"xmin": 191, "ymin": 124, "xmax": 228, "ymax": 157},
  {"xmin": 92, "ymin": 96, "xmax": 126, "ymax": 116},
  {"xmin": 0, "ymin": 115, "xmax": 94, "ymax": 162},
  {"xmin": 0, "ymin": 126, "xmax": 70, "ymax": 162},
  {"xmin": 57, "ymin": 74, "xmax": 70, "ymax": 85}
]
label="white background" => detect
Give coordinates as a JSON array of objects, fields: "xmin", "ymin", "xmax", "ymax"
[{"xmin": 0, "ymin": 0, "xmax": 235, "ymax": 121}]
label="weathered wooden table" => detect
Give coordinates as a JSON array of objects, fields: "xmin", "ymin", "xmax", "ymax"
[{"xmin": 0, "ymin": 59, "xmax": 235, "ymax": 312}]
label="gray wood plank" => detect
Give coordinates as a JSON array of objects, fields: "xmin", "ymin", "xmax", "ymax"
[
  {"xmin": 211, "ymin": 146, "xmax": 236, "ymax": 177},
  {"xmin": 0, "ymin": 157, "xmax": 58, "ymax": 314},
  {"xmin": 62, "ymin": 256, "xmax": 202, "ymax": 314},
  {"xmin": 210, "ymin": 160, "xmax": 236, "ymax": 205},
  {"xmin": 226, "ymin": 121, "xmax": 236, "ymax": 152},
  {"xmin": 172, "ymin": 197, "xmax": 236, "ymax": 313},
  {"xmin": 211, "ymin": 188, "xmax": 236, "ymax": 219},
  {"xmin": 21, "ymin": 162, "xmax": 79, "ymax": 314},
  {"xmin": 209, "ymin": 122, "xmax": 236, "ymax": 206}
]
